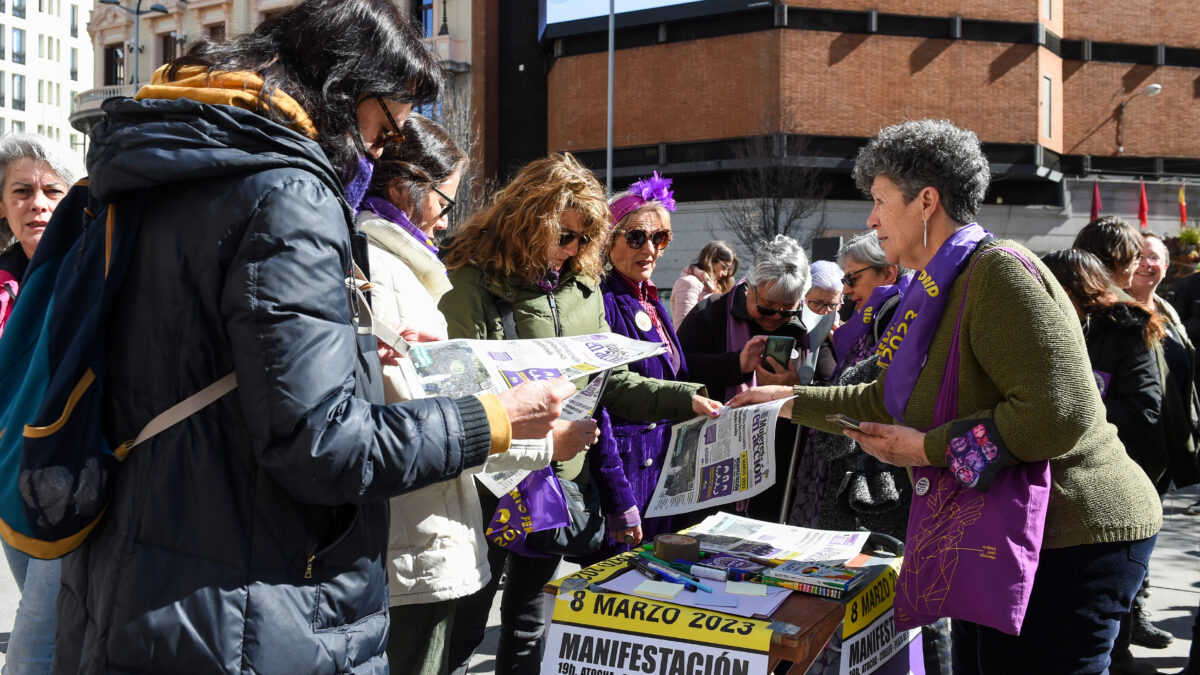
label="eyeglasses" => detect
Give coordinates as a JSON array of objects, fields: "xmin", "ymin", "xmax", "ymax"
[
  {"xmin": 806, "ymin": 298, "xmax": 843, "ymax": 314},
  {"xmin": 750, "ymin": 286, "xmax": 802, "ymax": 318},
  {"xmin": 431, "ymin": 185, "xmax": 456, "ymax": 219},
  {"xmin": 841, "ymin": 265, "xmax": 873, "ymax": 287},
  {"xmin": 620, "ymin": 228, "xmax": 672, "ymax": 250},
  {"xmin": 376, "ymin": 96, "xmax": 405, "ymax": 148},
  {"xmin": 558, "ymin": 229, "xmax": 592, "ymax": 248}
]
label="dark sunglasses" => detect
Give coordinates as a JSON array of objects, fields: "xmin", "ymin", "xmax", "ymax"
[
  {"xmin": 376, "ymin": 96, "xmax": 405, "ymax": 148},
  {"xmin": 620, "ymin": 228, "xmax": 672, "ymax": 250},
  {"xmin": 431, "ymin": 185, "xmax": 455, "ymax": 219},
  {"xmin": 750, "ymin": 285, "xmax": 802, "ymax": 318},
  {"xmin": 558, "ymin": 230, "xmax": 592, "ymax": 248},
  {"xmin": 840, "ymin": 265, "xmax": 873, "ymax": 287}
]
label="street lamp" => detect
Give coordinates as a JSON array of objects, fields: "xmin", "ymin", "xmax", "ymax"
[
  {"xmin": 1116, "ymin": 83, "xmax": 1163, "ymax": 155},
  {"xmin": 99, "ymin": 0, "xmax": 169, "ymax": 90}
]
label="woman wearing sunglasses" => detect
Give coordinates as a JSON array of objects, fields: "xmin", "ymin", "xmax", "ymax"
[
  {"xmin": 440, "ymin": 154, "xmax": 720, "ymax": 674},
  {"xmin": 583, "ymin": 174, "xmax": 723, "ymax": 562},
  {"xmin": 677, "ymin": 234, "xmax": 832, "ymax": 521}
]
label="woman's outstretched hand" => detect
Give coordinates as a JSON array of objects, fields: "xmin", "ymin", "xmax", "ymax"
[
  {"xmin": 727, "ymin": 386, "xmax": 795, "ymax": 418},
  {"xmin": 691, "ymin": 395, "xmax": 723, "ymax": 418}
]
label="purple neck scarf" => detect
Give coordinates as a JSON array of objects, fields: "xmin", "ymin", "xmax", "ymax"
[
  {"xmin": 344, "ymin": 155, "xmax": 375, "ymax": 212},
  {"xmin": 876, "ymin": 223, "xmax": 990, "ymax": 422},
  {"xmin": 832, "ymin": 275, "xmax": 913, "ymax": 362},
  {"xmin": 360, "ymin": 195, "xmax": 439, "ymax": 255}
]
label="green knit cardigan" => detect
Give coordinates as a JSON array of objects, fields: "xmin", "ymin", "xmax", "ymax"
[{"xmin": 791, "ymin": 240, "xmax": 1162, "ymax": 550}]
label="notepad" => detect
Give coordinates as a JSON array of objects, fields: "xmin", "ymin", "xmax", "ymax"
[
  {"xmin": 634, "ymin": 579, "xmax": 685, "ymax": 600},
  {"xmin": 725, "ymin": 580, "xmax": 767, "ymax": 596}
]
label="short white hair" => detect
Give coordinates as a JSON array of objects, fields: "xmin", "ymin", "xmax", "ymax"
[{"xmin": 808, "ymin": 260, "xmax": 843, "ymax": 293}]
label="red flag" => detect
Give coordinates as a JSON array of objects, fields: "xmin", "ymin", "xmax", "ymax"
[
  {"xmin": 1138, "ymin": 180, "xmax": 1149, "ymax": 229},
  {"xmin": 1090, "ymin": 180, "xmax": 1101, "ymax": 221},
  {"xmin": 1180, "ymin": 184, "xmax": 1188, "ymax": 229}
]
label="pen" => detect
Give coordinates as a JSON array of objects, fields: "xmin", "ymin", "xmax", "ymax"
[
  {"xmin": 639, "ymin": 557, "xmax": 713, "ymax": 593},
  {"xmin": 628, "ymin": 558, "xmax": 662, "ymax": 581}
]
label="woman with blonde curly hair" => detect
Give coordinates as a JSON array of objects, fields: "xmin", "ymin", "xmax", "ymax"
[{"xmin": 442, "ymin": 153, "xmax": 719, "ymax": 674}]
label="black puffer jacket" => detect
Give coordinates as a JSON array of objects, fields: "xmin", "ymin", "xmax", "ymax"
[
  {"xmin": 54, "ymin": 96, "xmax": 494, "ymax": 674},
  {"xmin": 1084, "ymin": 303, "xmax": 1163, "ymax": 474}
]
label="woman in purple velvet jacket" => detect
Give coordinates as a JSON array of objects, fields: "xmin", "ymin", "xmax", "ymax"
[{"xmin": 585, "ymin": 174, "xmax": 712, "ymax": 564}]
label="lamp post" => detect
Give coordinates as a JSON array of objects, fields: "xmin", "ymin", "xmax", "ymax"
[
  {"xmin": 1117, "ymin": 83, "xmax": 1163, "ymax": 155},
  {"xmin": 99, "ymin": 0, "xmax": 169, "ymax": 90}
]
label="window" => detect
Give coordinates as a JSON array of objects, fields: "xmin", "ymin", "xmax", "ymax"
[
  {"xmin": 11, "ymin": 120, "xmax": 23, "ymax": 132},
  {"xmin": 0, "ymin": 119, "xmax": 5, "ymax": 135},
  {"xmin": 69, "ymin": 89, "xmax": 75, "ymax": 113},
  {"xmin": 69, "ymin": 46, "xmax": 76, "ymax": 80},
  {"xmin": 35, "ymin": 77, "xmax": 41, "ymax": 103},
  {"xmin": 12, "ymin": 72, "xmax": 23, "ymax": 110},
  {"xmin": 416, "ymin": 1, "xmax": 434, "ymax": 37},
  {"xmin": 54, "ymin": 82, "xmax": 59, "ymax": 106},
  {"xmin": 11, "ymin": 27, "xmax": 22, "ymax": 65},
  {"xmin": 11, "ymin": 0, "xmax": 22, "ymax": 19},
  {"xmin": 36, "ymin": 0, "xmax": 41, "ymax": 11},
  {"xmin": 0, "ymin": 25, "xmax": 5, "ymax": 59},
  {"xmin": 207, "ymin": 23, "xmax": 225, "ymax": 42},
  {"xmin": 0, "ymin": 71, "xmax": 4, "ymax": 106},
  {"xmin": 37, "ymin": 33, "xmax": 42, "ymax": 58},
  {"xmin": 69, "ymin": 4, "xmax": 77, "ymax": 37},
  {"xmin": 159, "ymin": 32, "xmax": 177, "ymax": 65},
  {"xmin": 1042, "ymin": 74, "xmax": 1053, "ymax": 138},
  {"xmin": 103, "ymin": 43, "xmax": 124, "ymax": 86}
]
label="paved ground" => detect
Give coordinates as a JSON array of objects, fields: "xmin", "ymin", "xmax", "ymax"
[{"xmin": 2, "ymin": 484, "xmax": 1196, "ymax": 673}]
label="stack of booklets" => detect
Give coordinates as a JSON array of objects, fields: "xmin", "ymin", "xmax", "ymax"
[{"xmin": 760, "ymin": 560, "xmax": 869, "ymax": 600}]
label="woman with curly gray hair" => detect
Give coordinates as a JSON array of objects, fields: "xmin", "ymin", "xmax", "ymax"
[
  {"xmin": 678, "ymin": 234, "xmax": 835, "ymax": 520},
  {"xmin": 733, "ymin": 119, "xmax": 1160, "ymax": 674}
]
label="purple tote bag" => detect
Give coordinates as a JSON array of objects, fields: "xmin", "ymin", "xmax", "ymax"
[{"xmin": 892, "ymin": 247, "xmax": 1052, "ymax": 636}]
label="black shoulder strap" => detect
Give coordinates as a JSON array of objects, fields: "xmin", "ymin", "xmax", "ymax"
[{"xmin": 494, "ymin": 297, "xmax": 519, "ymax": 340}]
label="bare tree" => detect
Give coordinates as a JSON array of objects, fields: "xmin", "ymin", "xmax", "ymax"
[
  {"xmin": 433, "ymin": 76, "xmax": 495, "ymax": 235},
  {"xmin": 714, "ymin": 133, "xmax": 830, "ymax": 255}
]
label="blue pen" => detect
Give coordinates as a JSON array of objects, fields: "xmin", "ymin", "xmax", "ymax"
[{"xmin": 641, "ymin": 558, "xmax": 713, "ymax": 593}]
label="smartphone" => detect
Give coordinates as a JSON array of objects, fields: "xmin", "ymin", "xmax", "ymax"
[
  {"xmin": 762, "ymin": 335, "xmax": 796, "ymax": 369},
  {"xmin": 825, "ymin": 413, "xmax": 863, "ymax": 432}
]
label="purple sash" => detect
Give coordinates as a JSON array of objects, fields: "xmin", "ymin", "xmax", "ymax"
[
  {"xmin": 832, "ymin": 276, "xmax": 912, "ymax": 363},
  {"xmin": 724, "ymin": 279, "xmax": 754, "ymax": 402},
  {"xmin": 876, "ymin": 224, "xmax": 990, "ymax": 422},
  {"xmin": 360, "ymin": 195, "xmax": 440, "ymax": 256},
  {"xmin": 484, "ymin": 467, "xmax": 572, "ymax": 558}
]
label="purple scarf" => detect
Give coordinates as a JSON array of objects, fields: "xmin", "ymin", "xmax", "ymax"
[
  {"xmin": 724, "ymin": 279, "xmax": 754, "ymax": 402},
  {"xmin": 832, "ymin": 275, "xmax": 912, "ymax": 363},
  {"xmin": 876, "ymin": 223, "xmax": 990, "ymax": 422},
  {"xmin": 344, "ymin": 155, "xmax": 375, "ymax": 212},
  {"xmin": 360, "ymin": 195, "xmax": 439, "ymax": 256}
]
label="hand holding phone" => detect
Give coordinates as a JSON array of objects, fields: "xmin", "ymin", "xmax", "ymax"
[
  {"xmin": 825, "ymin": 413, "xmax": 863, "ymax": 432},
  {"xmin": 761, "ymin": 335, "xmax": 796, "ymax": 370}
]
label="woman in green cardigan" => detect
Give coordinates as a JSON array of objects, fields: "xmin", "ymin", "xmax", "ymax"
[{"xmin": 732, "ymin": 119, "xmax": 1161, "ymax": 675}]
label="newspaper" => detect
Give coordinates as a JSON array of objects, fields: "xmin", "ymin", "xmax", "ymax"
[
  {"xmin": 643, "ymin": 397, "xmax": 790, "ymax": 518},
  {"xmin": 685, "ymin": 512, "xmax": 870, "ymax": 566},
  {"xmin": 396, "ymin": 332, "xmax": 661, "ymax": 399},
  {"xmin": 474, "ymin": 371, "xmax": 610, "ymax": 498}
]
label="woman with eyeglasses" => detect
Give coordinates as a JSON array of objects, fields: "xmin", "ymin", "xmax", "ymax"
[
  {"xmin": 583, "ymin": 174, "xmax": 723, "ymax": 563},
  {"xmin": 677, "ymin": 234, "xmax": 832, "ymax": 521},
  {"xmin": 440, "ymin": 155, "xmax": 720, "ymax": 674}
]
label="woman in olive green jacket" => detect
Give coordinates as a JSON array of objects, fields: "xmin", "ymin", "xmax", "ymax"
[{"xmin": 441, "ymin": 153, "xmax": 719, "ymax": 675}]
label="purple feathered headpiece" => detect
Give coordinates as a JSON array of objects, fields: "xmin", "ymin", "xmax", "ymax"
[{"xmin": 609, "ymin": 171, "xmax": 677, "ymax": 228}]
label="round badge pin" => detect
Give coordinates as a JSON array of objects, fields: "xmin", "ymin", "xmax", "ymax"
[
  {"xmin": 634, "ymin": 310, "xmax": 652, "ymax": 332},
  {"xmin": 915, "ymin": 476, "xmax": 930, "ymax": 495}
]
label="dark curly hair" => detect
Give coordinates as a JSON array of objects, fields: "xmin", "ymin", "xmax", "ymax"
[
  {"xmin": 168, "ymin": 0, "xmax": 442, "ymax": 180},
  {"xmin": 852, "ymin": 119, "xmax": 991, "ymax": 225}
]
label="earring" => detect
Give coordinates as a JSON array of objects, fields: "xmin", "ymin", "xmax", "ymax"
[{"xmin": 923, "ymin": 220, "xmax": 928, "ymax": 248}]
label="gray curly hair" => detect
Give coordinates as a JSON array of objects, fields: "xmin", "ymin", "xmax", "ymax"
[
  {"xmin": 838, "ymin": 231, "xmax": 911, "ymax": 276},
  {"xmin": 747, "ymin": 234, "xmax": 810, "ymax": 303},
  {"xmin": 852, "ymin": 119, "xmax": 990, "ymax": 225},
  {"xmin": 0, "ymin": 133, "xmax": 83, "ymax": 246}
]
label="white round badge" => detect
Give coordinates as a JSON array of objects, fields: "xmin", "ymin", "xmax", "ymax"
[
  {"xmin": 915, "ymin": 476, "xmax": 930, "ymax": 496},
  {"xmin": 634, "ymin": 311, "xmax": 652, "ymax": 332}
]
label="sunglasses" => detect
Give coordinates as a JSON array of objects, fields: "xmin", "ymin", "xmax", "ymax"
[
  {"xmin": 750, "ymin": 286, "xmax": 802, "ymax": 318},
  {"xmin": 558, "ymin": 229, "xmax": 592, "ymax": 248},
  {"xmin": 620, "ymin": 228, "xmax": 672, "ymax": 250},
  {"xmin": 431, "ymin": 185, "xmax": 455, "ymax": 219},
  {"xmin": 376, "ymin": 96, "xmax": 405, "ymax": 148},
  {"xmin": 841, "ymin": 265, "xmax": 873, "ymax": 287}
]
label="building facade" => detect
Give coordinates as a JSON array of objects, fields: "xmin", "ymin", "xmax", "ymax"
[
  {"xmin": 70, "ymin": 0, "xmax": 472, "ymax": 136},
  {"xmin": 0, "ymin": 0, "xmax": 94, "ymax": 158},
  {"xmin": 468, "ymin": 0, "xmax": 1200, "ymax": 278}
]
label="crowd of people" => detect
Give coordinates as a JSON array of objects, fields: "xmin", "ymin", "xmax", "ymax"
[{"xmin": 0, "ymin": 2, "xmax": 1195, "ymax": 675}]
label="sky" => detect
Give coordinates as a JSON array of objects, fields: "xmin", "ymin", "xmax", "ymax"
[{"xmin": 544, "ymin": 0, "xmax": 705, "ymax": 25}]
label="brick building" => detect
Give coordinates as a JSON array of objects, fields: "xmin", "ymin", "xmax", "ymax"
[{"xmin": 471, "ymin": 0, "xmax": 1200, "ymax": 276}]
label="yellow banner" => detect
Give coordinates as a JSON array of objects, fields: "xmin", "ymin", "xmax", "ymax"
[
  {"xmin": 843, "ymin": 560, "xmax": 901, "ymax": 638},
  {"xmin": 548, "ymin": 553, "xmax": 773, "ymax": 653}
]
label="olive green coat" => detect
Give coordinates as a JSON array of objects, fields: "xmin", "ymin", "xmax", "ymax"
[{"xmin": 440, "ymin": 264, "xmax": 701, "ymax": 480}]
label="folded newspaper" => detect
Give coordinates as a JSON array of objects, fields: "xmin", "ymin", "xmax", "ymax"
[
  {"xmin": 685, "ymin": 512, "xmax": 870, "ymax": 566},
  {"xmin": 643, "ymin": 397, "xmax": 791, "ymax": 518},
  {"xmin": 396, "ymin": 333, "xmax": 664, "ymax": 498}
]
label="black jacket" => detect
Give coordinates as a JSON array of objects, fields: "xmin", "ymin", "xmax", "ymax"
[
  {"xmin": 1084, "ymin": 303, "xmax": 1163, "ymax": 476},
  {"xmin": 55, "ymin": 96, "xmax": 493, "ymax": 674}
]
